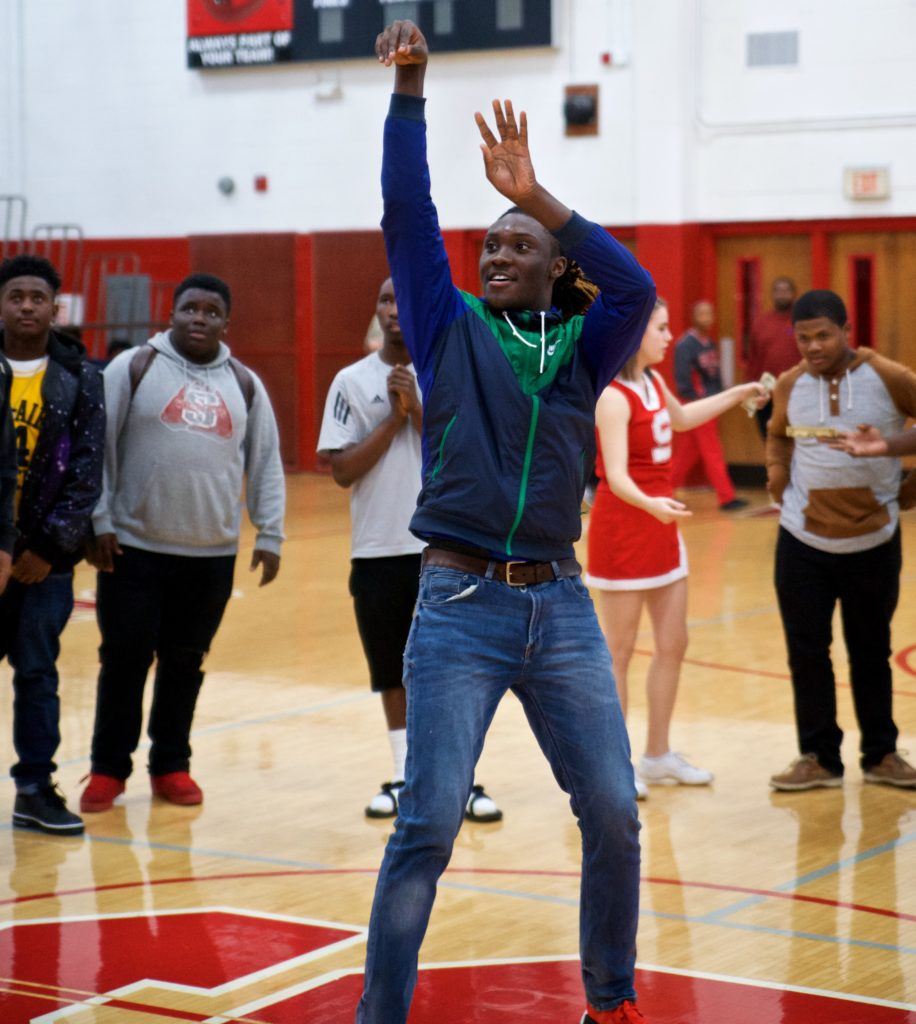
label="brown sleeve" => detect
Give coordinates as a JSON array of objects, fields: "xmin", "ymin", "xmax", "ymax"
[
  {"xmin": 867, "ymin": 352, "xmax": 916, "ymax": 419},
  {"xmin": 765, "ymin": 365, "xmax": 804, "ymax": 503},
  {"xmin": 864, "ymin": 353, "xmax": 916, "ymax": 507}
]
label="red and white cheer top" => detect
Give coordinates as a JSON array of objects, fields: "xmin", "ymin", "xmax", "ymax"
[{"xmin": 586, "ymin": 370, "xmax": 688, "ymax": 590}]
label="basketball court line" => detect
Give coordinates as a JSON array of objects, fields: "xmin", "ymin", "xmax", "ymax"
[
  {"xmin": 704, "ymin": 827, "xmax": 916, "ymax": 922},
  {"xmin": 4, "ymin": 867, "xmax": 914, "ymax": 923},
  {"xmin": 2, "ymin": 856, "xmax": 913, "ymax": 957},
  {"xmin": 7, "ymin": 956, "xmax": 913, "ymax": 1024},
  {"xmin": 633, "ymin": 647, "xmax": 916, "ymax": 697},
  {"xmin": 211, "ymin": 955, "xmax": 916, "ymax": 1021},
  {"xmin": 4, "ymin": 907, "xmax": 366, "ymax": 1024}
]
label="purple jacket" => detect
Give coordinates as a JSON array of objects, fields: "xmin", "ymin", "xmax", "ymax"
[{"xmin": 0, "ymin": 330, "xmax": 105, "ymax": 571}]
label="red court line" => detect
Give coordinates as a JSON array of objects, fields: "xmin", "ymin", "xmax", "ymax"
[
  {"xmin": 3, "ymin": 868, "xmax": 912, "ymax": 923},
  {"xmin": 895, "ymin": 645, "xmax": 916, "ymax": 678},
  {"xmin": 634, "ymin": 648, "xmax": 916, "ymax": 698}
]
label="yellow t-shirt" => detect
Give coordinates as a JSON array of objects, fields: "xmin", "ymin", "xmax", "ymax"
[{"xmin": 9, "ymin": 357, "xmax": 48, "ymax": 501}]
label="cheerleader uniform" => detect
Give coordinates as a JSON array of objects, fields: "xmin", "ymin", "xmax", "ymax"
[{"xmin": 586, "ymin": 370, "xmax": 688, "ymax": 590}]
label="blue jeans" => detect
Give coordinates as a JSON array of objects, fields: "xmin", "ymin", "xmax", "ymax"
[
  {"xmin": 0, "ymin": 573, "xmax": 75, "ymax": 787},
  {"xmin": 356, "ymin": 567, "xmax": 641, "ymax": 1023}
]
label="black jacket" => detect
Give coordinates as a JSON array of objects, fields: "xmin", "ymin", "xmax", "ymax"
[
  {"xmin": 0, "ymin": 330, "xmax": 105, "ymax": 571},
  {"xmin": 0, "ymin": 354, "xmax": 16, "ymax": 554}
]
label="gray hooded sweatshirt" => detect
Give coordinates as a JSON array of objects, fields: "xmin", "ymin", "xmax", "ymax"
[{"xmin": 91, "ymin": 331, "xmax": 285, "ymax": 557}]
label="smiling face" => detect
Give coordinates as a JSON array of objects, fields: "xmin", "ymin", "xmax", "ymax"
[
  {"xmin": 170, "ymin": 288, "xmax": 229, "ymax": 364},
  {"xmin": 479, "ymin": 213, "xmax": 567, "ymax": 312},
  {"xmin": 794, "ymin": 316, "xmax": 851, "ymax": 378},
  {"xmin": 0, "ymin": 275, "xmax": 57, "ymax": 356}
]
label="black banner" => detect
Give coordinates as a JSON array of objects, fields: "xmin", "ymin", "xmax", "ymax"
[{"xmin": 187, "ymin": 0, "xmax": 553, "ymax": 70}]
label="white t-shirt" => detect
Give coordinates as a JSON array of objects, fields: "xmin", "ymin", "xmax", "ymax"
[{"xmin": 317, "ymin": 351, "xmax": 425, "ymax": 559}]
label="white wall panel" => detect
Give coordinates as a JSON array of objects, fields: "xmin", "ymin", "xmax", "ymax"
[{"xmin": 3, "ymin": 0, "xmax": 916, "ymax": 236}]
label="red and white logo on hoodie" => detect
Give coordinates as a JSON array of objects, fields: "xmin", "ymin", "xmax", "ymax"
[{"xmin": 161, "ymin": 380, "xmax": 233, "ymax": 439}]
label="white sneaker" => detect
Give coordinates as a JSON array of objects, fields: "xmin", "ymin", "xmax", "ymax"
[
  {"xmin": 639, "ymin": 751, "xmax": 713, "ymax": 786},
  {"xmin": 634, "ymin": 774, "xmax": 648, "ymax": 801},
  {"xmin": 465, "ymin": 783, "xmax": 503, "ymax": 822}
]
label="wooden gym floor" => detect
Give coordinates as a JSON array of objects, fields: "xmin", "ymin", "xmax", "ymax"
[{"xmin": 1, "ymin": 473, "xmax": 914, "ymax": 1023}]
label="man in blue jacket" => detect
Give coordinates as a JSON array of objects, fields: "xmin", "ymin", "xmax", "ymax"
[
  {"xmin": 0, "ymin": 255, "xmax": 105, "ymax": 836},
  {"xmin": 356, "ymin": 21, "xmax": 656, "ymax": 1024}
]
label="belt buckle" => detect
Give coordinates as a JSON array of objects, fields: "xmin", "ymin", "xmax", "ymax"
[{"xmin": 504, "ymin": 561, "xmax": 527, "ymax": 586}]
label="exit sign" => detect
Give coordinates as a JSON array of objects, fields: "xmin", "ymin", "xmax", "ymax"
[{"xmin": 844, "ymin": 166, "xmax": 891, "ymax": 201}]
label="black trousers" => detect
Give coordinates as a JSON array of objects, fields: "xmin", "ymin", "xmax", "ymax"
[
  {"xmin": 90, "ymin": 545, "xmax": 235, "ymax": 779},
  {"xmin": 774, "ymin": 526, "xmax": 900, "ymax": 773}
]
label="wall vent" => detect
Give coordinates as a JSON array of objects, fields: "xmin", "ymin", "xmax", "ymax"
[{"xmin": 746, "ymin": 31, "xmax": 798, "ymax": 67}]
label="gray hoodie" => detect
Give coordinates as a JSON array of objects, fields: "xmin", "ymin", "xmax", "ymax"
[{"xmin": 91, "ymin": 331, "xmax": 285, "ymax": 557}]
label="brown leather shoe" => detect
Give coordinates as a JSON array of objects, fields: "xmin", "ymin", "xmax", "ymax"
[
  {"xmin": 863, "ymin": 752, "xmax": 916, "ymax": 788},
  {"xmin": 769, "ymin": 753, "xmax": 842, "ymax": 791}
]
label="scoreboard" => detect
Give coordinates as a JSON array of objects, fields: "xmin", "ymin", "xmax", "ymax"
[{"xmin": 187, "ymin": 0, "xmax": 553, "ymax": 70}]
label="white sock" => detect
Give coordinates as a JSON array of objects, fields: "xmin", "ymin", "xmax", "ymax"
[{"xmin": 388, "ymin": 728, "xmax": 407, "ymax": 783}]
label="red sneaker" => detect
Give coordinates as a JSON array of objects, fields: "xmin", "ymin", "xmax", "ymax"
[
  {"xmin": 79, "ymin": 773, "xmax": 125, "ymax": 813},
  {"xmin": 582, "ymin": 1001, "xmax": 647, "ymax": 1024},
  {"xmin": 151, "ymin": 772, "xmax": 203, "ymax": 806}
]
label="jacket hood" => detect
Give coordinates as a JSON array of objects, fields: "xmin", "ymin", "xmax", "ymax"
[
  {"xmin": 149, "ymin": 330, "xmax": 231, "ymax": 369},
  {"xmin": 0, "ymin": 328, "xmax": 87, "ymax": 373}
]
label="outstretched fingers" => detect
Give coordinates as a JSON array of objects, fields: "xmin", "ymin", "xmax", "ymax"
[
  {"xmin": 491, "ymin": 98, "xmax": 508, "ymax": 139},
  {"xmin": 476, "ymin": 100, "xmax": 527, "ymax": 146},
  {"xmin": 502, "ymin": 99, "xmax": 522, "ymax": 140},
  {"xmin": 474, "ymin": 110, "xmax": 499, "ymax": 149}
]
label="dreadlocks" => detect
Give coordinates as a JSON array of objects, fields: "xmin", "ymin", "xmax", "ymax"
[
  {"xmin": 494, "ymin": 206, "xmax": 600, "ymax": 321},
  {"xmin": 552, "ymin": 258, "xmax": 599, "ymax": 320}
]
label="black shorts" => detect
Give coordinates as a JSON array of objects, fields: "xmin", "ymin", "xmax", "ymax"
[{"xmin": 349, "ymin": 554, "xmax": 422, "ymax": 692}]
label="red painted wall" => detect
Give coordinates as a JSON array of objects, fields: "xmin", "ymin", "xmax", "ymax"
[{"xmin": 57, "ymin": 214, "xmax": 916, "ymax": 472}]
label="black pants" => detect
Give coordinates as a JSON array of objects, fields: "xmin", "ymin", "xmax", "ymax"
[
  {"xmin": 90, "ymin": 545, "xmax": 235, "ymax": 779},
  {"xmin": 774, "ymin": 526, "xmax": 900, "ymax": 773}
]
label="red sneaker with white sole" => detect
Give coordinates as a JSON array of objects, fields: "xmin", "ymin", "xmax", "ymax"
[
  {"xmin": 79, "ymin": 773, "xmax": 125, "ymax": 813},
  {"xmin": 151, "ymin": 772, "xmax": 203, "ymax": 805}
]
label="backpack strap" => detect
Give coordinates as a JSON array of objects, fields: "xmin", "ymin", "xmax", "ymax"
[
  {"xmin": 128, "ymin": 345, "xmax": 158, "ymax": 399},
  {"xmin": 129, "ymin": 345, "xmax": 255, "ymax": 414},
  {"xmin": 228, "ymin": 357, "xmax": 256, "ymax": 413}
]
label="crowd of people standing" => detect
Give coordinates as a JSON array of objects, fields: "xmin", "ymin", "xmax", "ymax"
[{"xmin": 2, "ymin": 17, "xmax": 915, "ymax": 1024}]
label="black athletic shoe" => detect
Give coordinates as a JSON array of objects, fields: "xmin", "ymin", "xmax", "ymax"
[
  {"xmin": 13, "ymin": 784, "xmax": 85, "ymax": 836},
  {"xmin": 719, "ymin": 498, "xmax": 748, "ymax": 511}
]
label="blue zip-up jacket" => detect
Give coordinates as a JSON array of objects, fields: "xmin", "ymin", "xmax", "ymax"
[{"xmin": 382, "ymin": 93, "xmax": 656, "ymax": 562}]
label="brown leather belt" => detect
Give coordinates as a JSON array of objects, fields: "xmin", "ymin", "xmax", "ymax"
[{"xmin": 423, "ymin": 547, "xmax": 581, "ymax": 587}]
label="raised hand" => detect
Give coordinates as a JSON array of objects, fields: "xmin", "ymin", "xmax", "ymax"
[
  {"xmin": 475, "ymin": 100, "xmax": 538, "ymax": 205},
  {"xmin": 376, "ymin": 19, "xmax": 428, "ymax": 68}
]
